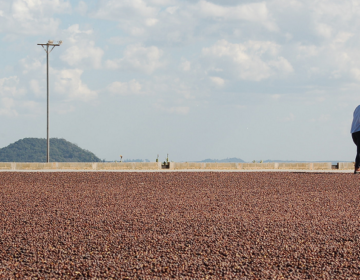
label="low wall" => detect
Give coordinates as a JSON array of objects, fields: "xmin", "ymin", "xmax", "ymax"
[
  {"xmin": 1, "ymin": 162, "xmax": 161, "ymax": 171},
  {"xmin": 204, "ymin": 163, "xmax": 239, "ymax": 170},
  {"xmin": 241, "ymin": 163, "xmax": 278, "ymax": 170},
  {"xmin": 0, "ymin": 162, "xmax": 353, "ymax": 171},
  {"xmin": 170, "ymin": 162, "xmax": 335, "ymax": 171},
  {"xmin": 96, "ymin": 162, "xmax": 160, "ymax": 170},
  {"xmin": 15, "ymin": 163, "xmax": 58, "ymax": 170},
  {"xmin": 313, "ymin": 162, "xmax": 333, "ymax": 170},
  {"xmin": 0, "ymin": 163, "xmax": 13, "ymax": 170},
  {"xmin": 171, "ymin": 162, "xmax": 203, "ymax": 170},
  {"xmin": 338, "ymin": 162, "xmax": 354, "ymax": 170}
]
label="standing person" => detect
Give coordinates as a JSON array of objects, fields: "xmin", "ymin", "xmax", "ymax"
[{"xmin": 351, "ymin": 105, "xmax": 360, "ymax": 174}]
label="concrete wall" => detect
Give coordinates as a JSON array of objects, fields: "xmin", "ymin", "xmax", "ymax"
[
  {"xmin": 241, "ymin": 163, "xmax": 278, "ymax": 170},
  {"xmin": 170, "ymin": 162, "xmax": 333, "ymax": 170},
  {"xmin": 170, "ymin": 162, "xmax": 239, "ymax": 170},
  {"xmin": 0, "ymin": 162, "xmax": 352, "ymax": 171},
  {"xmin": 338, "ymin": 162, "xmax": 354, "ymax": 170},
  {"xmin": 278, "ymin": 163, "xmax": 312, "ymax": 170},
  {"xmin": 15, "ymin": 163, "xmax": 58, "ymax": 170},
  {"xmin": 313, "ymin": 162, "xmax": 332, "ymax": 170},
  {"xmin": 170, "ymin": 162, "xmax": 203, "ymax": 170},
  {"xmin": 204, "ymin": 163, "xmax": 238, "ymax": 170},
  {"xmin": 57, "ymin": 163, "xmax": 94, "ymax": 170},
  {"xmin": 96, "ymin": 162, "xmax": 161, "ymax": 170},
  {"xmin": 0, "ymin": 163, "xmax": 13, "ymax": 170}
]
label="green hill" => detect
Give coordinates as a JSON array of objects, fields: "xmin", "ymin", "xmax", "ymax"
[{"xmin": 0, "ymin": 138, "xmax": 101, "ymax": 162}]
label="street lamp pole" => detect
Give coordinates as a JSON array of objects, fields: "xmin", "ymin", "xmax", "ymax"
[{"xmin": 37, "ymin": 40, "xmax": 62, "ymax": 163}]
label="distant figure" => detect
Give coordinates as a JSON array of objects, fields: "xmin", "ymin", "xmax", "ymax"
[{"xmin": 351, "ymin": 105, "xmax": 360, "ymax": 174}]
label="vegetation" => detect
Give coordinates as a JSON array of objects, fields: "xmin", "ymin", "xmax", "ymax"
[{"xmin": 0, "ymin": 138, "xmax": 101, "ymax": 162}]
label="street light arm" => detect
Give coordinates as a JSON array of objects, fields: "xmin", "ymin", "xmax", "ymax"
[
  {"xmin": 49, "ymin": 46, "xmax": 56, "ymax": 53},
  {"xmin": 37, "ymin": 43, "xmax": 61, "ymax": 47}
]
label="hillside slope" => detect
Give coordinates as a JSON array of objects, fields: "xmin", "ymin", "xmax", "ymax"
[{"xmin": 0, "ymin": 138, "xmax": 101, "ymax": 162}]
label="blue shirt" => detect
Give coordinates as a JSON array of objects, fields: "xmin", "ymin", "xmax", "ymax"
[{"xmin": 351, "ymin": 105, "xmax": 360, "ymax": 133}]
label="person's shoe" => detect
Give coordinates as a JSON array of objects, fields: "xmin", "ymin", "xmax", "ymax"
[{"xmin": 354, "ymin": 168, "xmax": 360, "ymax": 174}]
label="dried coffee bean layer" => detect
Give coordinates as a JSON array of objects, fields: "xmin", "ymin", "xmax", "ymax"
[{"xmin": 0, "ymin": 172, "xmax": 359, "ymax": 279}]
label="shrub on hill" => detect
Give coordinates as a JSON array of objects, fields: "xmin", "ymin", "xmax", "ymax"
[{"xmin": 0, "ymin": 138, "xmax": 101, "ymax": 162}]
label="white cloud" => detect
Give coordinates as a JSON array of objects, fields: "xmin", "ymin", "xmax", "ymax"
[
  {"xmin": 11, "ymin": 0, "xmax": 71, "ymax": 16},
  {"xmin": 75, "ymin": 1, "xmax": 87, "ymax": 16},
  {"xmin": 0, "ymin": 97, "xmax": 17, "ymax": 117},
  {"xmin": 155, "ymin": 103, "xmax": 190, "ymax": 115},
  {"xmin": 202, "ymin": 40, "xmax": 293, "ymax": 81},
  {"xmin": 167, "ymin": 106, "xmax": 189, "ymax": 115},
  {"xmin": 20, "ymin": 58, "xmax": 42, "ymax": 74},
  {"xmin": 310, "ymin": 114, "xmax": 331, "ymax": 123},
  {"xmin": 269, "ymin": 57, "xmax": 293, "ymax": 73},
  {"xmin": 30, "ymin": 79, "xmax": 42, "ymax": 97},
  {"xmin": 297, "ymin": 45, "xmax": 320, "ymax": 58},
  {"xmin": 197, "ymin": 1, "xmax": 277, "ymax": 31},
  {"xmin": 52, "ymin": 104, "xmax": 75, "ymax": 115},
  {"xmin": 315, "ymin": 23, "xmax": 333, "ymax": 38},
  {"xmin": 350, "ymin": 68, "xmax": 360, "ymax": 81},
  {"xmin": 61, "ymin": 41, "xmax": 104, "ymax": 69},
  {"xmin": 0, "ymin": 0, "xmax": 71, "ymax": 35},
  {"xmin": 93, "ymin": 0, "xmax": 156, "ymax": 20},
  {"xmin": 107, "ymin": 80, "xmax": 142, "ymax": 95},
  {"xmin": 90, "ymin": 0, "xmax": 279, "ymax": 47},
  {"xmin": 180, "ymin": 59, "xmax": 191, "ymax": 71},
  {"xmin": 319, "ymin": 114, "xmax": 330, "ymax": 122},
  {"xmin": 106, "ymin": 44, "xmax": 163, "ymax": 74},
  {"xmin": 210, "ymin": 76, "xmax": 225, "ymax": 86},
  {"xmin": 282, "ymin": 113, "xmax": 294, "ymax": 122},
  {"xmin": 64, "ymin": 24, "xmax": 93, "ymax": 43},
  {"xmin": 108, "ymin": 36, "xmax": 135, "ymax": 46},
  {"xmin": 128, "ymin": 27, "xmax": 146, "ymax": 36},
  {"xmin": 0, "ymin": 76, "xmax": 28, "ymax": 117},
  {"xmin": 60, "ymin": 25, "xmax": 104, "ymax": 69},
  {"xmin": 105, "ymin": 60, "xmax": 118, "ymax": 70},
  {"xmin": 149, "ymin": 0, "xmax": 176, "ymax": 5},
  {"xmin": 53, "ymin": 69, "xmax": 97, "ymax": 101},
  {"xmin": 0, "ymin": 76, "xmax": 26, "ymax": 97},
  {"xmin": 333, "ymin": 32, "xmax": 353, "ymax": 45},
  {"xmin": 166, "ymin": 6, "xmax": 178, "ymax": 14},
  {"xmin": 92, "ymin": 0, "xmax": 157, "ymax": 35},
  {"xmin": 310, "ymin": 1, "xmax": 360, "ymax": 24},
  {"xmin": 271, "ymin": 94, "xmax": 281, "ymax": 99},
  {"xmin": 145, "ymin": 18, "xmax": 158, "ymax": 26},
  {"xmin": 21, "ymin": 100, "xmax": 42, "ymax": 115}
]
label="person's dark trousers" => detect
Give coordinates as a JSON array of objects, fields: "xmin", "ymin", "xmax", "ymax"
[{"xmin": 352, "ymin": 131, "xmax": 360, "ymax": 169}]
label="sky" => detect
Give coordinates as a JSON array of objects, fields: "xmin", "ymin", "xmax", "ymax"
[{"xmin": 0, "ymin": 0, "xmax": 359, "ymax": 162}]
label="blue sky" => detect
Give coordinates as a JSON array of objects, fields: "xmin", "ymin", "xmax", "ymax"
[{"xmin": 0, "ymin": 0, "xmax": 359, "ymax": 162}]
